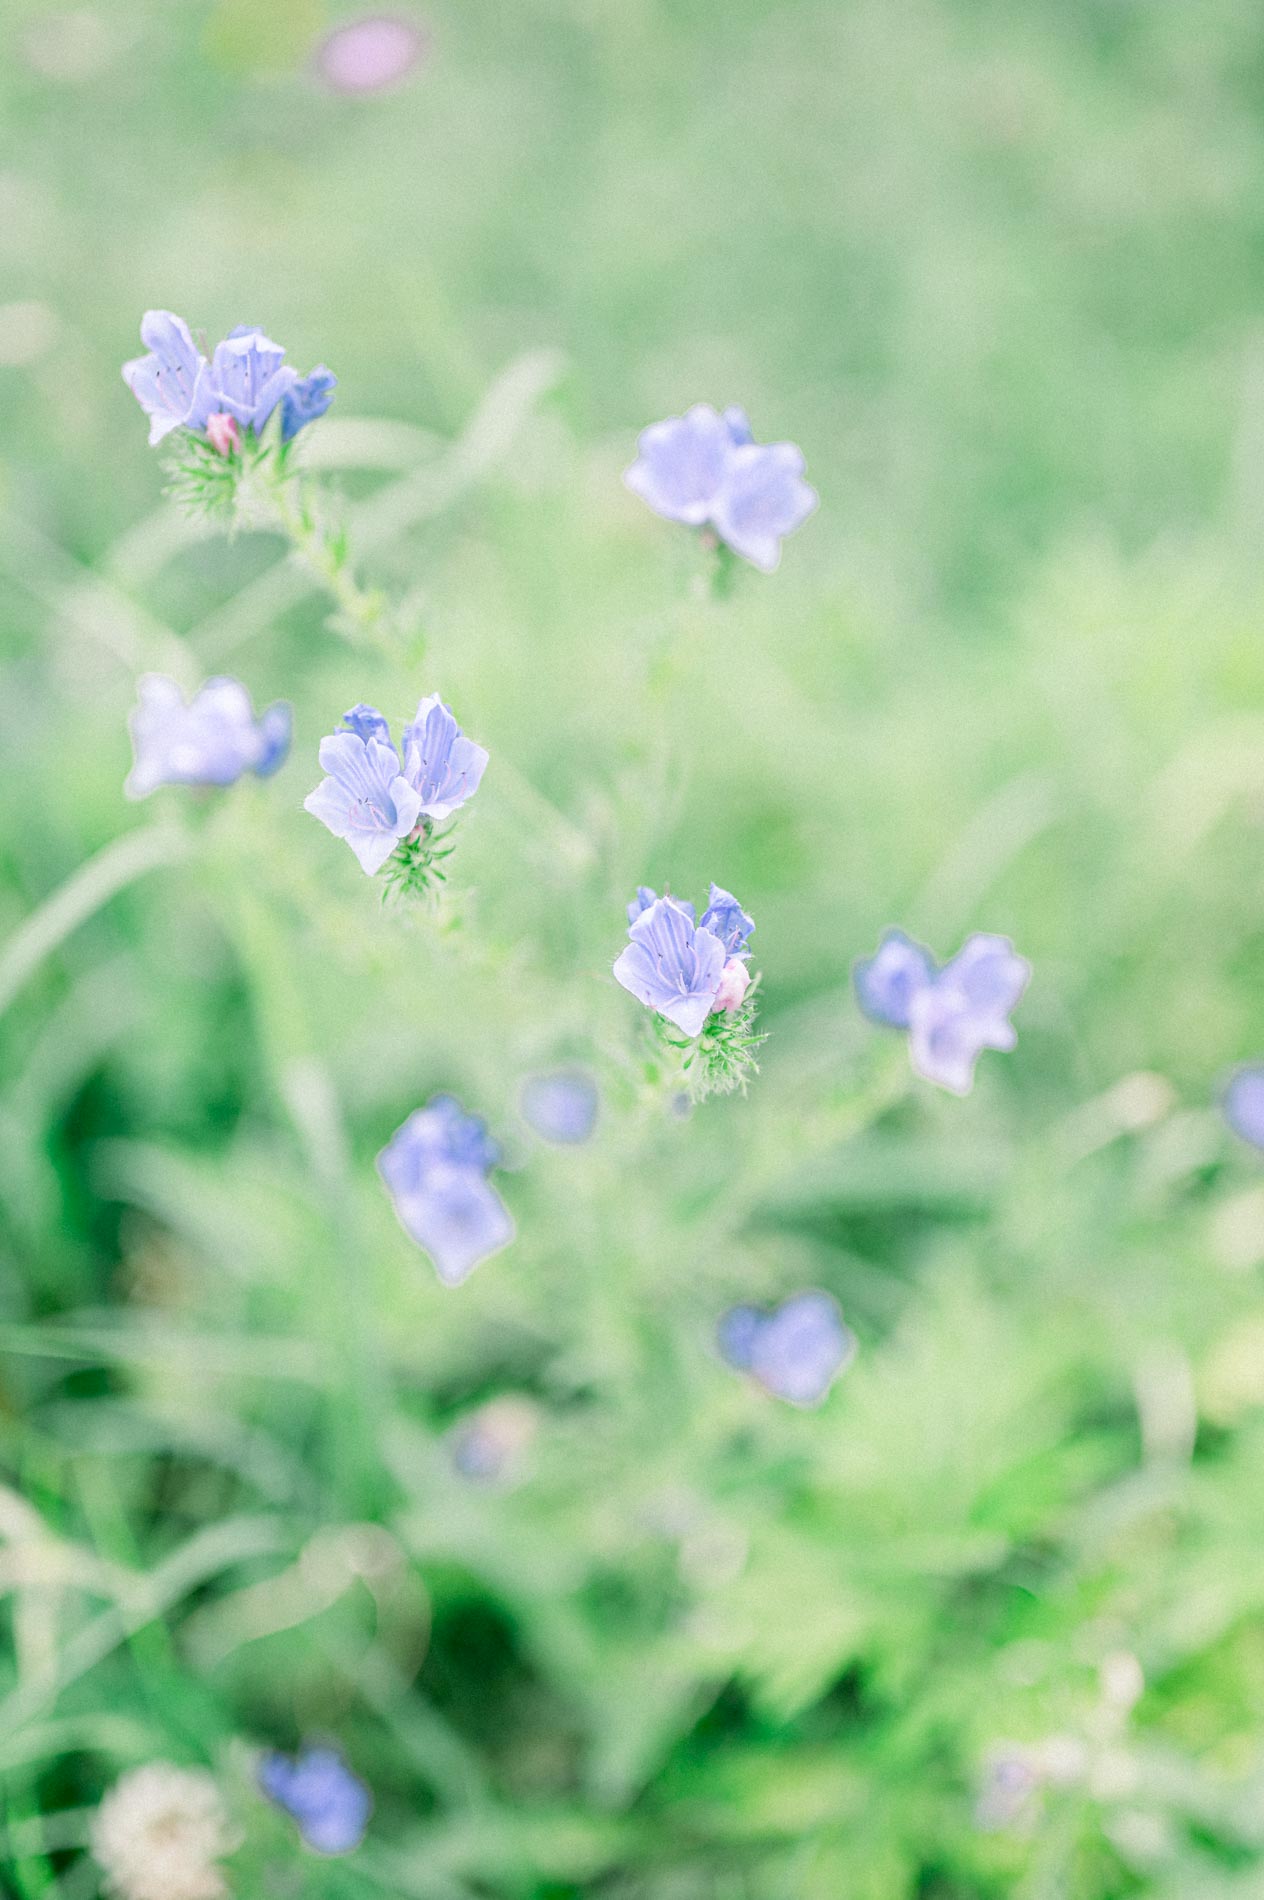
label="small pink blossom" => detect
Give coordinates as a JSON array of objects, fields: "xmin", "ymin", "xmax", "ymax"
[
  {"xmin": 205, "ymin": 411, "xmax": 241, "ymax": 457},
  {"xmin": 713, "ymin": 958, "xmax": 751, "ymax": 1014}
]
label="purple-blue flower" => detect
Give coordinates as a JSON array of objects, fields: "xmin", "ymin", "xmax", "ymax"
[
  {"xmin": 699, "ymin": 883, "xmax": 755, "ymax": 958},
  {"xmin": 614, "ymin": 894, "xmax": 729, "ymax": 1037},
  {"xmin": 855, "ymin": 928, "xmax": 1030, "ymax": 1095},
  {"xmin": 625, "ymin": 404, "xmax": 817, "ymax": 572},
  {"xmin": 1222, "ymin": 1065, "xmax": 1264, "ymax": 1150},
  {"xmin": 853, "ymin": 929, "xmax": 937, "ymax": 1028},
  {"xmin": 122, "ymin": 311, "xmax": 335, "ymax": 447},
  {"xmin": 908, "ymin": 934, "xmax": 1030, "ymax": 1096},
  {"xmin": 125, "ymin": 673, "xmax": 290, "ymax": 799},
  {"xmin": 402, "ymin": 694, "xmax": 490, "ymax": 821},
  {"xmin": 258, "ymin": 1747, "xmax": 370, "ymax": 1856},
  {"xmin": 305, "ymin": 695, "xmax": 487, "ymax": 874},
  {"xmin": 520, "ymin": 1069, "xmax": 600, "ymax": 1144},
  {"xmin": 303, "ymin": 730, "xmax": 421, "ymax": 875},
  {"xmin": 718, "ymin": 1291, "xmax": 855, "ymax": 1407},
  {"xmin": 378, "ymin": 1094, "xmax": 512, "ymax": 1286},
  {"xmin": 627, "ymin": 886, "xmax": 694, "ymax": 926}
]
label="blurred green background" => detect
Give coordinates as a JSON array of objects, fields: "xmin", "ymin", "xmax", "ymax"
[{"xmin": 6, "ymin": 0, "xmax": 1264, "ymax": 1894}]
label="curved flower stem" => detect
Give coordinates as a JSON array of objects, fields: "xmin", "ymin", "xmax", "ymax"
[
  {"xmin": 0, "ymin": 824, "xmax": 188, "ymax": 1023},
  {"xmin": 260, "ymin": 457, "xmax": 404, "ymax": 661}
]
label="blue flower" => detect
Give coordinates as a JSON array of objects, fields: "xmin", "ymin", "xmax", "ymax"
[
  {"xmin": 718, "ymin": 1291, "xmax": 855, "ymax": 1407},
  {"xmin": 625, "ymin": 403, "xmax": 817, "ymax": 571},
  {"xmin": 281, "ymin": 366, "xmax": 337, "ymax": 442},
  {"xmin": 1222, "ymin": 1065, "xmax": 1264, "ymax": 1150},
  {"xmin": 122, "ymin": 311, "xmax": 335, "ymax": 446},
  {"xmin": 258, "ymin": 1747, "xmax": 370, "ymax": 1856},
  {"xmin": 303, "ymin": 730, "xmax": 422, "ymax": 875},
  {"xmin": 853, "ymin": 929, "xmax": 937, "ymax": 1028},
  {"xmin": 626, "ymin": 886, "xmax": 695, "ymax": 927},
  {"xmin": 856, "ymin": 928, "xmax": 1030, "ymax": 1095},
  {"xmin": 121, "ymin": 312, "xmax": 210, "ymax": 446},
  {"xmin": 614, "ymin": 894, "xmax": 728, "ymax": 1037},
  {"xmin": 125, "ymin": 673, "xmax": 291, "ymax": 799},
  {"xmin": 710, "ymin": 441, "xmax": 817, "ymax": 573},
  {"xmin": 908, "ymin": 934, "xmax": 1030, "ymax": 1096},
  {"xmin": 699, "ymin": 883, "xmax": 755, "ymax": 958},
  {"xmin": 305, "ymin": 695, "xmax": 487, "ymax": 875},
  {"xmin": 520, "ymin": 1069, "xmax": 599, "ymax": 1144},
  {"xmin": 378, "ymin": 1095, "xmax": 513, "ymax": 1286},
  {"xmin": 401, "ymin": 693, "xmax": 490, "ymax": 821}
]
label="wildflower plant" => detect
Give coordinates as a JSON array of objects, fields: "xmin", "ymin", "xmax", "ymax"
[
  {"xmin": 614, "ymin": 882, "xmax": 766, "ymax": 1101},
  {"xmin": 718, "ymin": 1291, "xmax": 856, "ymax": 1406},
  {"xmin": 625, "ymin": 403, "xmax": 817, "ymax": 573},
  {"xmin": 125, "ymin": 674, "xmax": 290, "ymax": 799},
  {"xmin": 257, "ymin": 1747, "xmax": 371, "ymax": 1855},
  {"xmin": 855, "ymin": 927, "xmax": 1031, "ymax": 1095},
  {"xmin": 304, "ymin": 695, "xmax": 488, "ymax": 894}
]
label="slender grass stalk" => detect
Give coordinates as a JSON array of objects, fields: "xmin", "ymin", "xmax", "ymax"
[{"xmin": 0, "ymin": 825, "xmax": 188, "ymax": 1024}]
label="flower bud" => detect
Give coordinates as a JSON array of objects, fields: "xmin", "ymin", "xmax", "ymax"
[
  {"xmin": 205, "ymin": 411, "xmax": 241, "ymax": 457},
  {"xmin": 713, "ymin": 957, "xmax": 751, "ymax": 1014}
]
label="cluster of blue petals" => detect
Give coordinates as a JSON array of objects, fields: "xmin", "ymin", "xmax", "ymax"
[
  {"xmin": 718, "ymin": 1291, "xmax": 855, "ymax": 1407},
  {"xmin": 855, "ymin": 928, "xmax": 1031, "ymax": 1096},
  {"xmin": 257, "ymin": 1746, "xmax": 371, "ymax": 1856},
  {"xmin": 125, "ymin": 673, "xmax": 290, "ymax": 799},
  {"xmin": 625, "ymin": 404, "xmax": 817, "ymax": 571},
  {"xmin": 614, "ymin": 883, "xmax": 755, "ymax": 1037},
  {"xmin": 305, "ymin": 695, "xmax": 489, "ymax": 875},
  {"xmin": 378, "ymin": 1094, "xmax": 513, "ymax": 1286},
  {"xmin": 1222, "ymin": 1064, "xmax": 1264, "ymax": 1150},
  {"xmin": 123, "ymin": 311, "xmax": 335, "ymax": 446}
]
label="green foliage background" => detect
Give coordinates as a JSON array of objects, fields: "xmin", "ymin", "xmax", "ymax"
[{"xmin": 5, "ymin": 0, "xmax": 1264, "ymax": 1894}]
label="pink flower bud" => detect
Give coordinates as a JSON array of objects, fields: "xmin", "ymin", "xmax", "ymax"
[
  {"xmin": 713, "ymin": 958, "xmax": 751, "ymax": 1014},
  {"xmin": 206, "ymin": 411, "xmax": 241, "ymax": 457}
]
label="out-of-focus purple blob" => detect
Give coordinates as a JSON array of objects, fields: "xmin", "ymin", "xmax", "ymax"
[
  {"xmin": 907, "ymin": 933, "xmax": 1030, "ymax": 1096},
  {"xmin": 315, "ymin": 14, "xmax": 429, "ymax": 95},
  {"xmin": 853, "ymin": 929, "xmax": 936, "ymax": 1028},
  {"xmin": 448, "ymin": 1395, "xmax": 537, "ymax": 1485},
  {"xmin": 718, "ymin": 1291, "xmax": 854, "ymax": 1407},
  {"xmin": 378, "ymin": 1096, "xmax": 512, "ymax": 1287},
  {"xmin": 1222, "ymin": 1064, "xmax": 1264, "ymax": 1150},
  {"xmin": 716, "ymin": 1304, "xmax": 763, "ymax": 1372},
  {"xmin": 258, "ymin": 1746, "xmax": 371, "ymax": 1855},
  {"xmin": 520, "ymin": 1070, "xmax": 599, "ymax": 1145},
  {"xmin": 974, "ymin": 1749, "xmax": 1040, "ymax": 1832},
  {"xmin": 125, "ymin": 673, "xmax": 290, "ymax": 798}
]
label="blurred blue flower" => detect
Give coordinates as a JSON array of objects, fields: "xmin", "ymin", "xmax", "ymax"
[
  {"xmin": 378, "ymin": 1095, "xmax": 513, "ymax": 1286},
  {"xmin": 339, "ymin": 703, "xmax": 393, "ymax": 746},
  {"xmin": 258, "ymin": 1746, "xmax": 370, "ymax": 1856},
  {"xmin": 625, "ymin": 404, "xmax": 738, "ymax": 525},
  {"xmin": 521, "ymin": 1069, "xmax": 600, "ymax": 1144},
  {"xmin": 853, "ymin": 929, "xmax": 937, "ymax": 1028},
  {"xmin": 614, "ymin": 893, "xmax": 728, "ymax": 1037},
  {"xmin": 908, "ymin": 933, "xmax": 1030, "ymax": 1096},
  {"xmin": 625, "ymin": 404, "xmax": 817, "ymax": 571},
  {"xmin": 1222, "ymin": 1064, "xmax": 1264, "ymax": 1149},
  {"xmin": 303, "ymin": 729, "xmax": 422, "ymax": 876},
  {"xmin": 718, "ymin": 1291, "xmax": 854, "ymax": 1406},
  {"xmin": 856, "ymin": 927, "xmax": 1030, "ymax": 1095},
  {"xmin": 448, "ymin": 1395, "xmax": 538, "ymax": 1485},
  {"xmin": 125, "ymin": 673, "xmax": 290, "ymax": 799},
  {"xmin": 711, "ymin": 441, "xmax": 818, "ymax": 573},
  {"xmin": 122, "ymin": 311, "xmax": 335, "ymax": 446},
  {"xmin": 699, "ymin": 883, "xmax": 755, "ymax": 958},
  {"xmin": 401, "ymin": 693, "xmax": 490, "ymax": 821}
]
